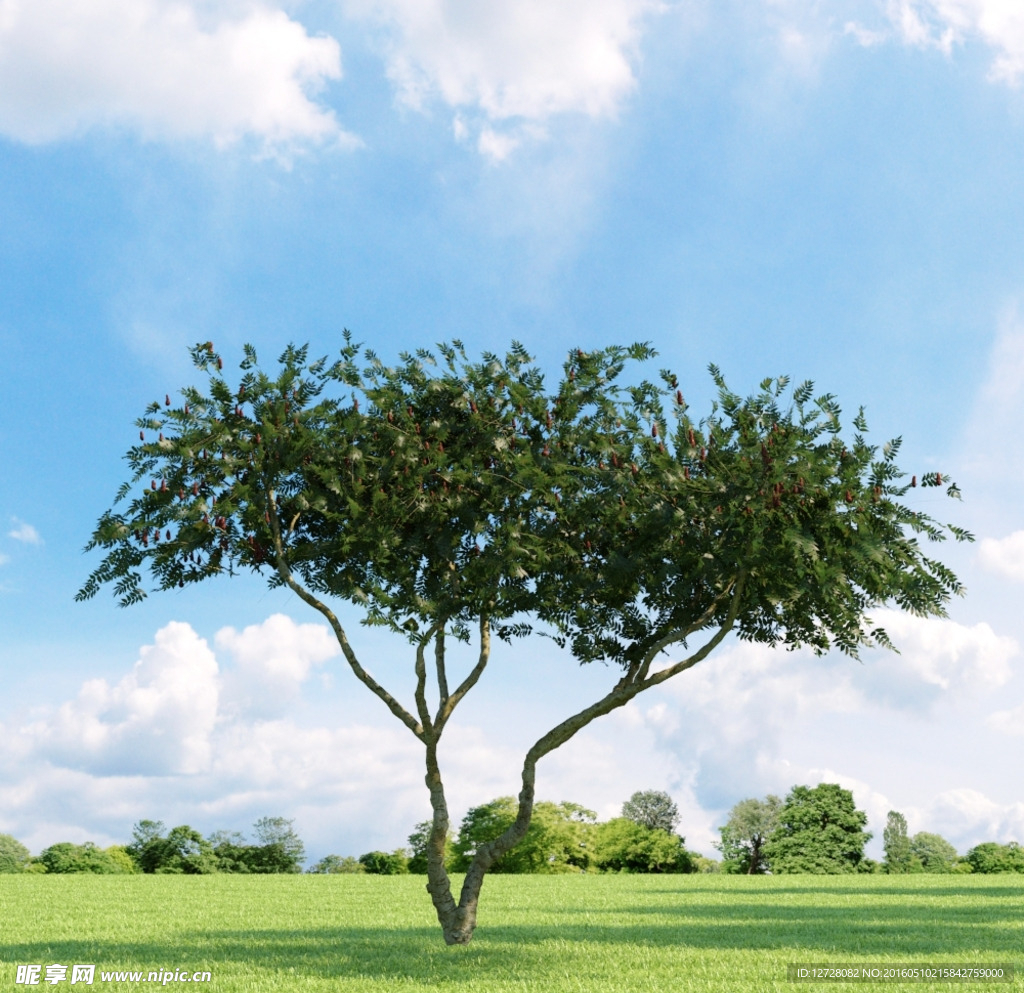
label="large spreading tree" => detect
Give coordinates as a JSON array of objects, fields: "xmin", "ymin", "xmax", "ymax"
[{"xmin": 79, "ymin": 337, "xmax": 971, "ymax": 944}]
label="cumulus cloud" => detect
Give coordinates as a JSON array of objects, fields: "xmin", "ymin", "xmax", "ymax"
[
  {"xmin": 345, "ymin": 0, "xmax": 661, "ymax": 158},
  {"xmin": 24, "ymin": 621, "xmax": 220, "ymax": 776},
  {"xmin": 630, "ymin": 611, "xmax": 1018, "ymax": 811},
  {"xmin": 216, "ymin": 613, "xmax": 339, "ymax": 717},
  {"xmin": 0, "ymin": 0, "xmax": 350, "ymax": 153},
  {"xmin": 978, "ymin": 530, "xmax": 1024, "ymax": 582},
  {"xmin": 849, "ymin": 0, "xmax": 1024, "ymax": 86},
  {"xmin": 7, "ymin": 519, "xmax": 41, "ymax": 544}
]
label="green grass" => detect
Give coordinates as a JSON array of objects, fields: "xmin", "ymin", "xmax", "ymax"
[{"xmin": 1, "ymin": 874, "xmax": 1021, "ymax": 991}]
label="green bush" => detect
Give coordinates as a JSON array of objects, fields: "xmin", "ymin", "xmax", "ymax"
[
  {"xmin": 358, "ymin": 850, "xmax": 409, "ymax": 875},
  {"xmin": 37, "ymin": 842, "xmax": 130, "ymax": 874},
  {"xmin": 0, "ymin": 833, "xmax": 31, "ymax": 874},
  {"xmin": 591, "ymin": 818, "xmax": 695, "ymax": 874},
  {"xmin": 965, "ymin": 842, "xmax": 1024, "ymax": 874},
  {"xmin": 308, "ymin": 855, "xmax": 365, "ymax": 874}
]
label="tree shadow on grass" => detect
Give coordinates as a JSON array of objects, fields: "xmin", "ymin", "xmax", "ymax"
[{"xmin": 2, "ymin": 901, "xmax": 1021, "ymax": 984}]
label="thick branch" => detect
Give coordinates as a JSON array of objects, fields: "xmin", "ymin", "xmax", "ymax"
[
  {"xmin": 434, "ymin": 626, "xmax": 449, "ymax": 707},
  {"xmin": 265, "ymin": 488, "xmax": 424, "ymax": 740},
  {"xmin": 435, "ymin": 616, "xmax": 491, "ymax": 733},
  {"xmin": 415, "ymin": 627, "xmax": 438, "ymax": 740},
  {"xmin": 464, "ymin": 573, "xmax": 747, "ymax": 892},
  {"xmin": 633, "ymin": 576, "xmax": 741, "ymax": 683}
]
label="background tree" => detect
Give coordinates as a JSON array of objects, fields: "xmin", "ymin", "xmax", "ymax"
[
  {"xmin": 358, "ymin": 850, "xmax": 410, "ymax": 875},
  {"xmin": 765, "ymin": 784, "xmax": 872, "ymax": 874},
  {"xmin": 452, "ymin": 797, "xmax": 595, "ymax": 874},
  {"xmin": 36, "ymin": 842, "xmax": 130, "ymax": 874},
  {"xmin": 591, "ymin": 818, "xmax": 694, "ymax": 873},
  {"xmin": 129, "ymin": 823, "xmax": 218, "ymax": 874},
  {"xmin": 715, "ymin": 795, "xmax": 782, "ymax": 874},
  {"xmin": 883, "ymin": 810, "xmax": 912, "ymax": 874},
  {"xmin": 0, "ymin": 833, "xmax": 31, "ymax": 874},
  {"xmin": 909, "ymin": 832, "xmax": 959, "ymax": 873},
  {"xmin": 965, "ymin": 842, "xmax": 1024, "ymax": 874},
  {"xmin": 79, "ymin": 339, "xmax": 970, "ymax": 943},
  {"xmin": 621, "ymin": 790, "xmax": 680, "ymax": 834},
  {"xmin": 251, "ymin": 817, "xmax": 306, "ymax": 873},
  {"xmin": 308, "ymin": 854, "xmax": 365, "ymax": 874}
]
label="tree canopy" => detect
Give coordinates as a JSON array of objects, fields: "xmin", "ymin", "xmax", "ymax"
[
  {"xmin": 621, "ymin": 790, "xmax": 680, "ymax": 834},
  {"xmin": 715, "ymin": 795, "xmax": 782, "ymax": 874},
  {"xmin": 78, "ymin": 338, "xmax": 971, "ymax": 943},
  {"xmin": 883, "ymin": 810, "xmax": 912, "ymax": 874},
  {"xmin": 765, "ymin": 784, "xmax": 872, "ymax": 874}
]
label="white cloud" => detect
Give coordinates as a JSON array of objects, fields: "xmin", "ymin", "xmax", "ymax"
[
  {"xmin": 924, "ymin": 787, "xmax": 1024, "ymax": 846},
  {"xmin": 345, "ymin": 0, "xmax": 661, "ymax": 153},
  {"xmin": 216, "ymin": 613, "xmax": 340, "ymax": 717},
  {"xmin": 978, "ymin": 530, "xmax": 1024, "ymax": 582},
  {"xmin": 987, "ymin": 701, "xmax": 1024, "ymax": 735},
  {"xmin": 876, "ymin": 0, "xmax": 1024, "ymax": 85},
  {"xmin": 24, "ymin": 621, "xmax": 220, "ymax": 776},
  {"xmin": 0, "ymin": 0, "xmax": 350, "ymax": 153},
  {"xmin": 7, "ymin": 519, "xmax": 41, "ymax": 544},
  {"xmin": 0, "ymin": 553, "xmax": 8, "ymax": 566}
]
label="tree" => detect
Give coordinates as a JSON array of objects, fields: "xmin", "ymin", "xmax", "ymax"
[
  {"xmin": 78, "ymin": 339, "xmax": 971, "ymax": 943},
  {"xmin": 764, "ymin": 784, "xmax": 872, "ymax": 874},
  {"xmin": 591, "ymin": 818, "xmax": 694, "ymax": 873},
  {"xmin": 621, "ymin": 790, "xmax": 680, "ymax": 834},
  {"xmin": 452, "ymin": 798, "xmax": 595, "ymax": 873},
  {"xmin": 251, "ymin": 817, "xmax": 306, "ymax": 873},
  {"xmin": 883, "ymin": 810, "xmax": 912, "ymax": 874},
  {"xmin": 36, "ymin": 842, "xmax": 130, "ymax": 874},
  {"xmin": 358, "ymin": 850, "xmax": 409, "ymax": 874},
  {"xmin": 308, "ymin": 854, "xmax": 365, "ymax": 874},
  {"xmin": 909, "ymin": 832, "xmax": 959, "ymax": 873},
  {"xmin": 129, "ymin": 823, "xmax": 218, "ymax": 874},
  {"xmin": 965, "ymin": 842, "xmax": 1024, "ymax": 874},
  {"xmin": 0, "ymin": 833, "xmax": 31, "ymax": 874},
  {"xmin": 715, "ymin": 795, "xmax": 782, "ymax": 874}
]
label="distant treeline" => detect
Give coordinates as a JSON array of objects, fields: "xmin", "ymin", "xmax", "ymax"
[
  {"xmin": 714, "ymin": 784, "xmax": 1024, "ymax": 875},
  {"xmin": 0, "ymin": 817, "xmax": 305, "ymax": 875},
  {"xmin": 2, "ymin": 785, "xmax": 1022, "ymax": 876}
]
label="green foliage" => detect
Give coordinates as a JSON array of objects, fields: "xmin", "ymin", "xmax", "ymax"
[
  {"xmin": 251, "ymin": 817, "xmax": 306, "ymax": 873},
  {"xmin": 358, "ymin": 850, "xmax": 410, "ymax": 875},
  {"xmin": 965, "ymin": 841, "xmax": 1024, "ymax": 874},
  {"xmin": 883, "ymin": 810, "xmax": 911, "ymax": 874},
  {"xmin": 591, "ymin": 818, "xmax": 695, "ymax": 874},
  {"xmin": 406, "ymin": 821, "xmax": 455, "ymax": 874},
  {"xmin": 0, "ymin": 833, "xmax": 31, "ymax": 874},
  {"xmin": 453, "ymin": 798, "xmax": 595, "ymax": 873},
  {"xmin": 36, "ymin": 842, "xmax": 131, "ymax": 875},
  {"xmin": 909, "ymin": 832, "xmax": 959, "ymax": 873},
  {"xmin": 764, "ymin": 784, "xmax": 872, "ymax": 874},
  {"xmin": 620, "ymin": 790, "xmax": 680, "ymax": 833},
  {"xmin": 79, "ymin": 340, "xmax": 970, "ymax": 668},
  {"xmin": 715, "ymin": 795, "xmax": 781, "ymax": 874},
  {"xmin": 128, "ymin": 823, "xmax": 218, "ymax": 875},
  {"xmin": 307, "ymin": 855, "xmax": 365, "ymax": 874}
]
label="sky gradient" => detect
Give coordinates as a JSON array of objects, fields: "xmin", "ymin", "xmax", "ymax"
[{"xmin": 2, "ymin": 0, "xmax": 1023, "ymax": 864}]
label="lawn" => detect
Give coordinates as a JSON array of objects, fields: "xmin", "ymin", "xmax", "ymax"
[{"xmin": 1, "ymin": 874, "xmax": 1020, "ymax": 991}]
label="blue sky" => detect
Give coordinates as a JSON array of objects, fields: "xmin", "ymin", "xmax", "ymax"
[{"xmin": 2, "ymin": 0, "xmax": 1023, "ymax": 864}]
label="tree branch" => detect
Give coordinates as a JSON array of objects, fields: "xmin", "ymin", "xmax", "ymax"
[
  {"xmin": 436, "ymin": 615, "xmax": 490, "ymax": 733},
  {"xmin": 464, "ymin": 573, "xmax": 747, "ymax": 885},
  {"xmin": 634, "ymin": 576, "xmax": 741, "ymax": 683},
  {"xmin": 434, "ymin": 624, "xmax": 449, "ymax": 708},
  {"xmin": 265, "ymin": 487, "xmax": 424, "ymax": 740},
  {"xmin": 415, "ymin": 627, "xmax": 438, "ymax": 740}
]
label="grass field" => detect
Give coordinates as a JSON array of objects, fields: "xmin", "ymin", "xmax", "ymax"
[{"xmin": 1, "ymin": 874, "xmax": 1021, "ymax": 991}]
